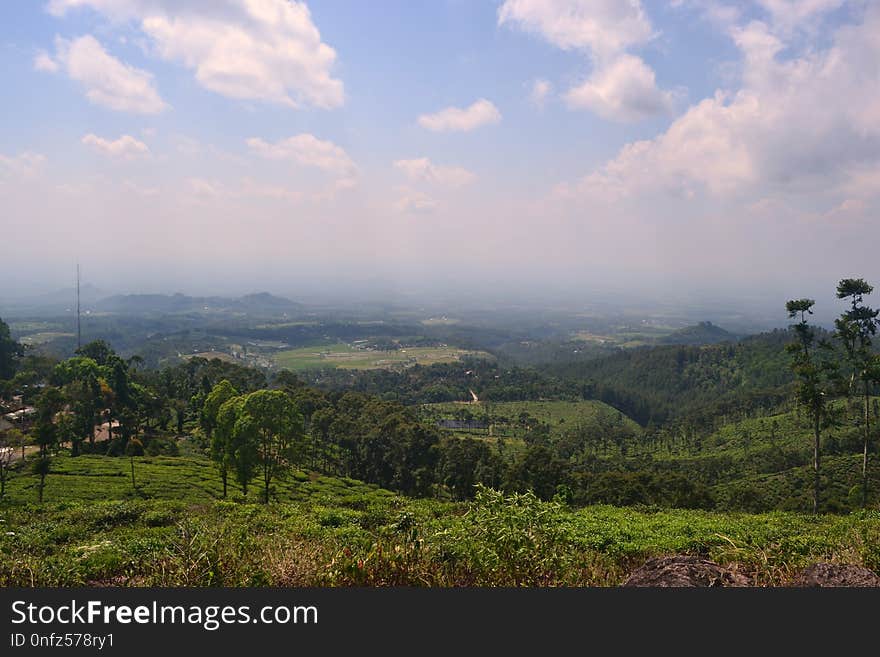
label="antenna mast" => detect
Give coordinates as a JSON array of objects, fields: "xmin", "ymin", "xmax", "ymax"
[{"xmin": 76, "ymin": 263, "xmax": 81, "ymax": 349}]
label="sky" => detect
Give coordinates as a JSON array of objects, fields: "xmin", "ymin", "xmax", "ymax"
[{"xmin": 1, "ymin": 0, "xmax": 879, "ymax": 309}]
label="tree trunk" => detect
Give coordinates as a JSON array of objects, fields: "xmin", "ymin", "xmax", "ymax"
[
  {"xmin": 221, "ymin": 468, "xmax": 227, "ymax": 498},
  {"xmin": 264, "ymin": 459, "xmax": 270, "ymax": 504},
  {"xmin": 38, "ymin": 474, "xmax": 45, "ymax": 503},
  {"xmin": 130, "ymin": 456, "xmax": 136, "ymax": 489},
  {"xmin": 813, "ymin": 413, "xmax": 821, "ymax": 515}
]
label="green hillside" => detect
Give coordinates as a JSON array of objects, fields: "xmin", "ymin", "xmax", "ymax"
[
  {"xmin": 2, "ymin": 453, "xmax": 878, "ymax": 587},
  {"xmin": 658, "ymin": 321, "xmax": 736, "ymax": 345}
]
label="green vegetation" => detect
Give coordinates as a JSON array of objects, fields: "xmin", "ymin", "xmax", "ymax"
[
  {"xmin": 0, "ymin": 451, "xmax": 392, "ymax": 505},
  {"xmin": 425, "ymin": 399, "xmax": 639, "ymax": 429},
  {"xmin": 1, "ymin": 276, "xmax": 879, "ymax": 587},
  {"xmin": 274, "ymin": 342, "xmax": 491, "ymax": 371},
  {"xmin": 1, "ymin": 474, "xmax": 877, "ymax": 586}
]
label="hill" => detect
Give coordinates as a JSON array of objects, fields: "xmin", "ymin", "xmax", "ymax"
[
  {"xmin": 93, "ymin": 292, "xmax": 304, "ymax": 316},
  {"xmin": 542, "ymin": 329, "xmax": 795, "ymax": 426},
  {"xmin": 657, "ymin": 321, "xmax": 736, "ymax": 345}
]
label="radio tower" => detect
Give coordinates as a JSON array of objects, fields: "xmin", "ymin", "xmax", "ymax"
[{"xmin": 76, "ymin": 263, "xmax": 82, "ymax": 350}]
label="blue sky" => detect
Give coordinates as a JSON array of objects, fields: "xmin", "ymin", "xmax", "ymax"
[{"xmin": 1, "ymin": 1, "xmax": 878, "ymax": 306}]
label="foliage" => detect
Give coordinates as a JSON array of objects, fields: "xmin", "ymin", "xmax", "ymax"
[
  {"xmin": 3, "ymin": 484, "xmax": 877, "ymax": 587},
  {"xmin": 0, "ymin": 316, "xmax": 23, "ymax": 380}
]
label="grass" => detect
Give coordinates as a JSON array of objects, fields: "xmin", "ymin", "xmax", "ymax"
[
  {"xmin": 1, "ymin": 452, "xmax": 394, "ymax": 506},
  {"xmin": 274, "ymin": 342, "xmax": 492, "ymax": 371},
  {"xmin": 1, "ymin": 458, "xmax": 877, "ymax": 586}
]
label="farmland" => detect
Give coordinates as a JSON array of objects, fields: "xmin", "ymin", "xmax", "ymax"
[
  {"xmin": 274, "ymin": 342, "xmax": 492, "ymax": 371},
  {"xmin": 0, "ymin": 450, "xmax": 393, "ymax": 505}
]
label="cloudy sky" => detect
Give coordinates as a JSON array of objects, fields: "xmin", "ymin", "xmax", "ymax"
[{"xmin": 1, "ymin": 0, "xmax": 878, "ymax": 305}]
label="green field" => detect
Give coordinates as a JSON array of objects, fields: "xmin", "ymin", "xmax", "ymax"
[
  {"xmin": 422, "ymin": 399, "xmax": 641, "ymax": 439},
  {"xmin": 274, "ymin": 342, "xmax": 492, "ymax": 371},
  {"xmin": 1, "ymin": 451, "xmax": 878, "ymax": 586},
  {"xmin": 0, "ymin": 451, "xmax": 392, "ymax": 505},
  {"xmin": 18, "ymin": 331, "xmax": 74, "ymax": 346},
  {"xmin": 573, "ymin": 326, "xmax": 676, "ymax": 348}
]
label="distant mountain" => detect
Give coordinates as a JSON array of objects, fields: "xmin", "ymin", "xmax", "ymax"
[
  {"xmin": 0, "ymin": 284, "xmax": 110, "ymax": 316},
  {"xmin": 658, "ymin": 321, "xmax": 736, "ymax": 346},
  {"xmin": 93, "ymin": 292, "xmax": 303, "ymax": 316}
]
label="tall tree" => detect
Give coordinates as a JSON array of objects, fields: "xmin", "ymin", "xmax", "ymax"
[
  {"xmin": 30, "ymin": 387, "xmax": 63, "ymax": 502},
  {"xmin": 786, "ymin": 298, "xmax": 837, "ymax": 514},
  {"xmin": 835, "ymin": 278, "xmax": 880, "ymax": 507},
  {"xmin": 239, "ymin": 390, "xmax": 304, "ymax": 503},
  {"xmin": 200, "ymin": 380, "xmax": 238, "ymax": 441},
  {"xmin": 52, "ymin": 356, "xmax": 104, "ymax": 453},
  {"xmin": 202, "ymin": 380, "xmax": 239, "ymax": 497},
  {"xmin": 211, "ymin": 395, "xmax": 257, "ymax": 497},
  {"xmin": 32, "ymin": 387, "xmax": 63, "ymax": 458}
]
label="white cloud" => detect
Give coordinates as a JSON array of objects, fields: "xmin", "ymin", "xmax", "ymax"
[
  {"xmin": 498, "ymin": 0, "xmax": 653, "ymax": 56},
  {"xmin": 246, "ymin": 134, "xmax": 356, "ymax": 178},
  {"xmin": 675, "ymin": 0, "xmax": 844, "ymax": 35},
  {"xmin": 47, "ymin": 0, "xmax": 344, "ymax": 109},
  {"xmin": 754, "ymin": 0, "xmax": 846, "ymax": 33},
  {"xmin": 0, "ymin": 152, "xmax": 46, "ymax": 180},
  {"xmin": 393, "ymin": 158, "xmax": 476, "ymax": 188},
  {"xmin": 529, "ymin": 78, "xmax": 553, "ymax": 107},
  {"xmin": 559, "ymin": 8, "xmax": 880, "ymax": 209},
  {"xmin": 824, "ymin": 197, "xmax": 867, "ymax": 222},
  {"xmin": 82, "ymin": 133, "xmax": 151, "ymax": 158},
  {"xmin": 559, "ymin": 90, "xmax": 757, "ymax": 201},
  {"xmin": 499, "ymin": 1, "xmax": 672, "ymax": 122},
  {"xmin": 393, "ymin": 187, "xmax": 438, "ymax": 214},
  {"xmin": 417, "ymin": 99, "xmax": 501, "ymax": 132},
  {"xmin": 564, "ymin": 54, "xmax": 672, "ymax": 121},
  {"xmin": 33, "ymin": 51, "xmax": 59, "ymax": 72},
  {"xmin": 174, "ymin": 136, "xmax": 201, "ymax": 157},
  {"xmin": 184, "ymin": 177, "xmax": 223, "ymax": 202},
  {"xmin": 42, "ymin": 35, "xmax": 167, "ymax": 114}
]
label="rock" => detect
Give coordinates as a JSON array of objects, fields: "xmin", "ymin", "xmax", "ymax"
[
  {"xmin": 622, "ymin": 555, "xmax": 750, "ymax": 587},
  {"xmin": 792, "ymin": 563, "xmax": 880, "ymax": 588}
]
